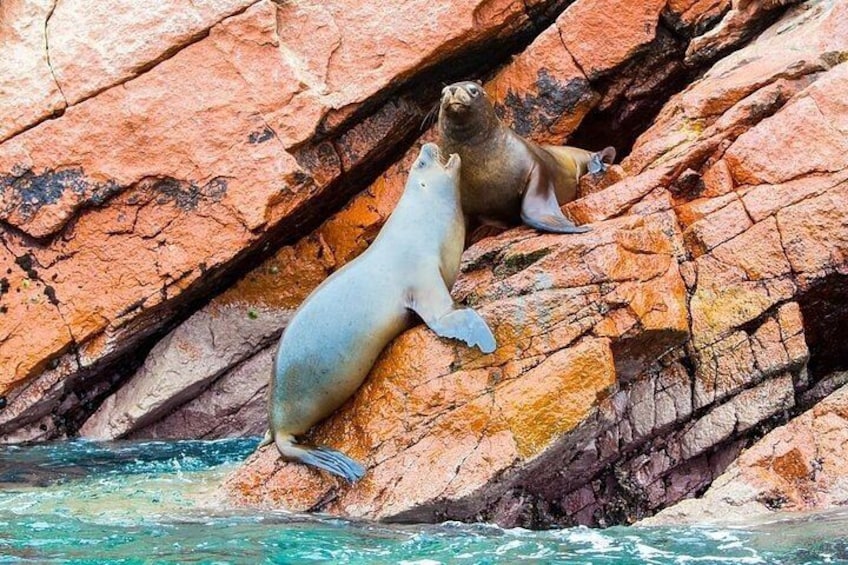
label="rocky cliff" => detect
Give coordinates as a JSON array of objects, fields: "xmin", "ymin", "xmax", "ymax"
[{"xmin": 1, "ymin": 0, "xmax": 846, "ymax": 528}]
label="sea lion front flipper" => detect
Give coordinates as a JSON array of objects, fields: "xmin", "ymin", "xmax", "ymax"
[
  {"xmin": 427, "ymin": 309, "xmax": 497, "ymax": 354},
  {"xmin": 587, "ymin": 146, "xmax": 617, "ymax": 175},
  {"xmin": 408, "ymin": 281, "xmax": 497, "ymax": 353},
  {"xmin": 521, "ymin": 163, "xmax": 591, "ymax": 234}
]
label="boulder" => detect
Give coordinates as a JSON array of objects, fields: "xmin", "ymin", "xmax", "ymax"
[
  {"xmin": 80, "ymin": 0, "xmax": 747, "ymax": 444},
  {"xmin": 2, "ymin": 0, "xmax": 846, "ymax": 529}
]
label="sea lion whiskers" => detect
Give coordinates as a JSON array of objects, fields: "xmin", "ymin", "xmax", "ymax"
[{"xmin": 421, "ymin": 99, "xmax": 441, "ymax": 130}]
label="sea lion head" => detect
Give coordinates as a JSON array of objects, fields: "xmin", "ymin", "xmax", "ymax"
[
  {"xmin": 438, "ymin": 81, "xmax": 497, "ymax": 141},
  {"xmin": 409, "ymin": 143, "xmax": 461, "ymax": 194}
]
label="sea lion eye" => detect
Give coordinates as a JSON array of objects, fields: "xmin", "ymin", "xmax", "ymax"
[{"xmin": 467, "ymin": 85, "xmax": 480, "ymax": 97}]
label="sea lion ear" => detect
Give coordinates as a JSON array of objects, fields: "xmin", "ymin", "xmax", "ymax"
[{"xmin": 474, "ymin": 80, "xmax": 483, "ymax": 86}]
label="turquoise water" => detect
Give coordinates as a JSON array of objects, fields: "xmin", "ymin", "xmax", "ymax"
[{"xmin": 1, "ymin": 439, "xmax": 846, "ymax": 564}]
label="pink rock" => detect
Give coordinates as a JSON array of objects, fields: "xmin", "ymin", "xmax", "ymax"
[
  {"xmin": 0, "ymin": 0, "xmax": 66, "ymax": 142},
  {"xmin": 47, "ymin": 0, "xmax": 256, "ymax": 104}
]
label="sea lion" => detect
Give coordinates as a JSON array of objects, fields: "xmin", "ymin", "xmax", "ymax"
[
  {"xmin": 267, "ymin": 143, "xmax": 496, "ymax": 483},
  {"xmin": 438, "ymin": 80, "xmax": 615, "ymax": 234}
]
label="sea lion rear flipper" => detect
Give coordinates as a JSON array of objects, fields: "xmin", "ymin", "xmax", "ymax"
[
  {"xmin": 587, "ymin": 146, "xmax": 616, "ymax": 175},
  {"xmin": 521, "ymin": 163, "xmax": 591, "ymax": 234},
  {"xmin": 409, "ymin": 281, "xmax": 497, "ymax": 353},
  {"xmin": 274, "ymin": 433, "xmax": 365, "ymax": 483}
]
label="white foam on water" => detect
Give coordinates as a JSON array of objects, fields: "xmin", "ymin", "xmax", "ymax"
[
  {"xmin": 494, "ymin": 539, "xmax": 525, "ymax": 555},
  {"xmin": 563, "ymin": 527, "xmax": 623, "ymax": 554}
]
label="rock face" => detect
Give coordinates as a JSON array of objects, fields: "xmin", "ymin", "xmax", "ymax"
[
  {"xmin": 0, "ymin": 0, "xmax": 569, "ymax": 441},
  {"xmin": 645, "ymin": 379, "xmax": 848, "ymax": 525},
  {"xmin": 2, "ymin": 0, "xmax": 847, "ymax": 528}
]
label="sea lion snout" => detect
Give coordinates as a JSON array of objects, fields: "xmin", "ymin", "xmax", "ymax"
[
  {"xmin": 418, "ymin": 143, "xmax": 460, "ymax": 176},
  {"xmin": 440, "ymin": 83, "xmax": 479, "ymax": 116}
]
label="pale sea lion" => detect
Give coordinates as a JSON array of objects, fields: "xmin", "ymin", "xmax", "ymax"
[
  {"xmin": 267, "ymin": 143, "xmax": 496, "ymax": 483},
  {"xmin": 438, "ymin": 80, "xmax": 615, "ymax": 234}
]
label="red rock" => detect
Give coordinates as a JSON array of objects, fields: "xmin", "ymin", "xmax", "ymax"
[
  {"xmin": 0, "ymin": 0, "xmax": 65, "ymax": 143},
  {"xmin": 682, "ymin": 196, "xmax": 752, "ymax": 255},
  {"xmin": 0, "ymin": 0, "xmax": 545, "ymax": 404},
  {"xmin": 78, "ymin": 135, "xmax": 424, "ymax": 440},
  {"xmin": 1, "ymin": 0, "xmax": 846, "ymax": 531},
  {"xmin": 558, "ymin": 0, "xmax": 667, "ymax": 79},
  {"xmin": 47, "ymin": 0, "xmax": 256, "ymax": 105},
  {"xmin": 685, "ymin": 0, "xmax": 805, "ymax": 64},
  {"xmin": 666, "ymin": 0, "xmax": 731, "ymax": 31},
  {"xmin": 724, "ymin": 96, "xmax": 848, "ymax": 185},
  {"xmin": 577, "ymin": 165, "xmax": 627, "ymax": 199},
  {"xmin": 487, "ymin": 24, "xmax": 597, "ymax": 144},
  {"xmin": 564, "ymin": 165, "xmax": 672, "ymax": 224},
  {"xmin": 777, "ymin": 183, "xmax": 848, "ymax": 283},
  {"xmin": 624, "ymin": 1, "xmax": 848, "ymax": 177}
]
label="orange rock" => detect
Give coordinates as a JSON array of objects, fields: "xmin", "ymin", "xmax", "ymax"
[
  {"xmin": 221, "ymin": 212, "xmax": 689, "ymax": 518},
  {"xmin": 0, "ymin": 0, "xmax": 542, "ymax": 402},
  {"xmin": 1, "ymin": 0, "xmax": 847, "ymax": 530},
  {"xmin": 47, "ymin": 0, "xmax": 256, "ymax": 105},
  {"xmin": 488, "ymin": 24, "xmax": 597, "ymax": 144},
  {"xmin": 666, "ymin": 0, "xmax": 731, "ymax": 31},
  {"xmin": 577, "ymin": 165, "xmax": 627, "ymax": 199},
  {"xmin": 78, "ymin": 133, "xmax": 428, "ymax": 440},
  {"xmin": 624, "ymin": 1, "xmax": 848, "ymax": 178}
]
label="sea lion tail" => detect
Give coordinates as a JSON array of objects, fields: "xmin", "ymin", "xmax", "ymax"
[
  {"xmin": 274, "ymin": 433, "xmax": 366, "ymax": 483},
  {"xmin": 587, "ymin": 146, "xmax": 616, "ymax": 175}
]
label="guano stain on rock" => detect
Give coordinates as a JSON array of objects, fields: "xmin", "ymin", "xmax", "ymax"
[
  {"xmin": 497, "ymin": 70, "xmax": 594, "ymax": 137},
  {"xmin": 248, "ymin": 126, "xmax": 276, "ymax": 144},
  {"xmin": 0, "ymin": 167, "xmax": 121, "ymax": 222},
  {"xmin": 150, "ymin": 177, "xmax": 228, "ymax": 211}
]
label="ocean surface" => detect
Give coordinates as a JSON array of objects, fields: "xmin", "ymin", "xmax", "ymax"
[{"xmin": 0, "ymin": 438, "xmax": 846, "ymax": 564}]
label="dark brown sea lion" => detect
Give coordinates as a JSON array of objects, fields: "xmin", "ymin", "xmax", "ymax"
[
  {"xmin": 266, "ymin": 143, "xmax": 496, "ymax": 483},
  {"xmin": 438, "ymin": 80, "xmax": 615, "ymax": 234}
]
